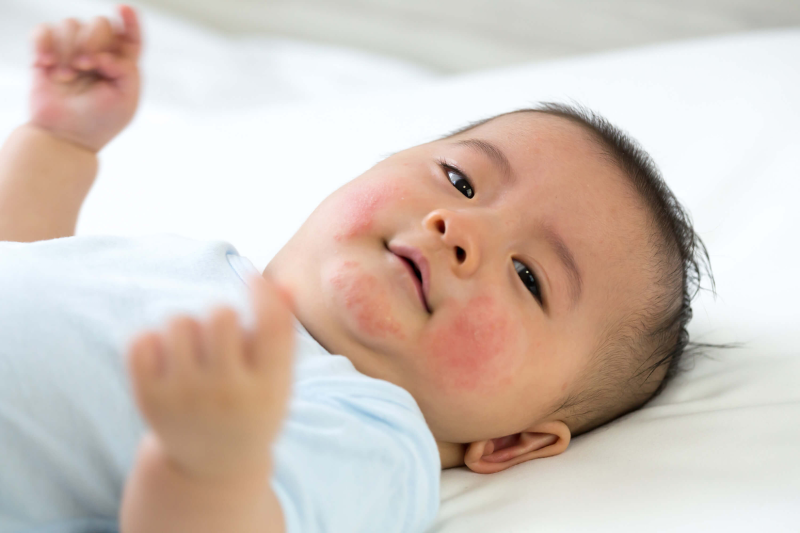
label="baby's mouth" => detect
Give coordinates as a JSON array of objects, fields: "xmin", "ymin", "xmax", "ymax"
[
  {"xmin": 386, "ymin": 241, "xmax": 431, "ymax": 313},
  {"xmin": 405, "ymin": 257, "xmax": 423, "ymax": 284}
]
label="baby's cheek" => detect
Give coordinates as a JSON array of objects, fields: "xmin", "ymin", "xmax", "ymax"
[
  {"xmin": 333, "ymin": 181, "xmax": 400, "ymax": 241},
  {"xmin": 421, "ymin": 295, "xmax": 521, "ymax": 393},
  {"xmin": 329, "ymin": 261, "xmax": 405, "ymax": 340}
]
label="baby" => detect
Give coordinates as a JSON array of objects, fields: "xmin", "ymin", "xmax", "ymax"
[{"xmin": 0, "ymin": 5, "xmax": 710, "ymax": 533}]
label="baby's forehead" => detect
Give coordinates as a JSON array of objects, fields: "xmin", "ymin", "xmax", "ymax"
[
  {"xmin": 457, "ymin": 111, "xmax": 602, "ymax": 154},
  {"xmin": 439, "ymin": 113, "xmax": 626, "ymax": 194},
  {"xmin": 443, "ymin": 113, "xmax": 626, "ymax": 200}
]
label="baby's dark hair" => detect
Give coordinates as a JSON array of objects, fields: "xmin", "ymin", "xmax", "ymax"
[{"xmin": 439, "ymin": 102, "xmax": 714, "ymax": 438}]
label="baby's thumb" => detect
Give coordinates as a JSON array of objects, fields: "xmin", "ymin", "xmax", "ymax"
[
  {"xmin": 274, "ymin": 284, "xmax": 295, "ymax": 313},
  {"xmin": 117, "ymin": 4, "xmax": 142, "ymax": 60},
  {"xmin": 247, "ymin": 273, "xmax": 296, "ymax": 371}
]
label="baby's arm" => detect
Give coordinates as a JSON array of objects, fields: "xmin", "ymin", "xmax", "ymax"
[
  {"xmin": 121, "ymin": 275, "xmax": 294, "ymax": 533},
  {"xmin": 0, "ymin": 6, "xmax": 140, "ymax": 243}
]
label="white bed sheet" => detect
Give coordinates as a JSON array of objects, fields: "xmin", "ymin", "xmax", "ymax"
[{"xmin": 0, "ymin": 1, "xmax": 798, "ymax": 530}]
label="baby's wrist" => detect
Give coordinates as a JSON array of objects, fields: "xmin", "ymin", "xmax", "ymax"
[
  {"xmin": 23, "ymin": 121, "xmax": 102, "ymax": 156},
  {"xmin": 141, "ymin": 430, "xmax": 274, "ymax": 485},
  {"xmin": 122, "ymin": 434, "xmax": 278, "ymax": 533},
  {"xmin": 0, "ymin": 122, "xmax": 98, "ymax": 242}
]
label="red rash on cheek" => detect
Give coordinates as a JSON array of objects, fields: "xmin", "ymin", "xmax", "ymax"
[
  {"xmin": 333, "ymin": 181, "xmax": 399, "ymax": 241},
  {"xmin": 421, "ymin": 295, "xmax": 518, "ymax": 392},
  {"xmin": 330, "ymin": 261, "xmax": 405, "ymax": 340}
]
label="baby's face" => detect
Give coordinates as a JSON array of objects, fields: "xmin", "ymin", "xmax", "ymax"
[{"xmin": 266, "ymin": 113, "xmax": 652, "ymax": 445}]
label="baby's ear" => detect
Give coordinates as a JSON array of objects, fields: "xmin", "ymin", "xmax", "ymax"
[{"xmin": 464, "ymin": 421, "xmax": 570, "ymax": 474}]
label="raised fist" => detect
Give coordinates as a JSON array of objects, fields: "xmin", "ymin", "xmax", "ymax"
[{"xmin": 30, "ymin": 5, "xmax": 142, "ymax": 153}]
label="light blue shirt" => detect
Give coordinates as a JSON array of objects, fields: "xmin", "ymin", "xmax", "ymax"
[{"xmin": 0, "ymin": 234, "xmax": 440, "ymax": 533}]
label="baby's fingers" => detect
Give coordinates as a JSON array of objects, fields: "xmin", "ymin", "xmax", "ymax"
[
  {"xmin": 50, "ymin": 18, "xmax": 81, "ymax": 82},
  {"xmin": 248, "ymin": 275, "xmax": 295, "ymax": 373},
  {"xmin": 31, "ymin": 24, "xmax": 57, "ymax": 67},
  {"xmin": 92, "ymin": 52, "xmax": 127, "ymax": 80},
  {"xmin": 73, "ymin": 16, "xmax": 114, "ymax": 70},
  {"xmin": 117, "ymin": 5, "xmax": 142, "ymax": 61},
  {"xmin": 52, "ymin": 18, "xmax": 80, "ymax": 65}
]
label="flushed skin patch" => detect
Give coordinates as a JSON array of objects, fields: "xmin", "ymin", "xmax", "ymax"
[
  {"xmin": 329, "ymin": 260, "xmax": 405, "ymax": 340},
  {"xmin": 333, "ymin": 181, "xmax": 399, "ymax": 241},
  {"xmin": 421, "ymin": 295, "xmax": 518, "ymax": 392}
]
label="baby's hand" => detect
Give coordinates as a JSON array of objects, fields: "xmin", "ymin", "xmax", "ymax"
[
  {"xmin": 29, "ymin": 5, "xmax": 142, "ymax": 153},
  {"xmin": 126, "ymin": 275, "xmax": 296, "ymax": 480}
]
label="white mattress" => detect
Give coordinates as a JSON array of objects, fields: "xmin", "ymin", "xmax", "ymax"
[{"xmin": 0, "ymin": 0, "xmax": 798, "ymax": 531}]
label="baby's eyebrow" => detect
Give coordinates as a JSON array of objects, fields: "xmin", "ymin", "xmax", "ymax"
[
  {"xmin": 451, "ymin": 138, "xmax": 514, "ymax": 185},
  {"xmin": 543, "ymin": 225, "xmax": 583, "ymax": 309}
]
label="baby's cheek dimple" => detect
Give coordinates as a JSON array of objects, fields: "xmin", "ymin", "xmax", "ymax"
[
  {"xmin": 421, "ymin": 295, "xmax": 519, "ymax": 392},
  {"xmin": 333, "ymin": 181, "xmax": 399, "ymax": 241}
]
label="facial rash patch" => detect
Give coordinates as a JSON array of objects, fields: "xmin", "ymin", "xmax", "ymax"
[
  {"xmin": 329, "ymin": 261, "xmax": 405, "ymax": 340},
  {"xmin": 333, "ymin": 182, "xmax": 398, "ymax": 241},
  {"xmin": 422, "ymin": 295, "xmax": 518, "ymax": 392}
]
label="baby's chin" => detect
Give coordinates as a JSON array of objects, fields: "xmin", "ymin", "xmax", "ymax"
[{"xmin": 322, "ymin": 255, "xmax": 409, "ymax": 343}]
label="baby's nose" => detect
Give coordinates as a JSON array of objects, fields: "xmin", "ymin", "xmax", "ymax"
[{"xmin": 423, "ymin": 209, "xmax": 481, "ymax": 278}]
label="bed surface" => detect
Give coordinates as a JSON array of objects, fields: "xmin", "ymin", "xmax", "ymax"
[{"xmin": 0, "ymin": 0, "xmax": 798, "ymax": 531}]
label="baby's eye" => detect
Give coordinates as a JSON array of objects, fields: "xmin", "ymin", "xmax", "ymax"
[
  {"xmin": 514, "ymin": 259, "xmax": 542, "ymax": 304},
  {"xmin": 439, "ymin": 161, "xmax": 474, "ymax": 199}
]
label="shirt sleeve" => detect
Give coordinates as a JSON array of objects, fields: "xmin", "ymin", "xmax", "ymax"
[{"xmin": 269, "ymin": 382, "xmax": 441, "ymax": 533}]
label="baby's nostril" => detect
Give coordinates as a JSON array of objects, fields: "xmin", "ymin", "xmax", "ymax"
[
  {"xmin": 435, "ymin": 220, "xmax": 445, "ymax": 234},
  {"xmin": 456, "ymin": 246, "xmax": 466, "ymax": 263}
]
